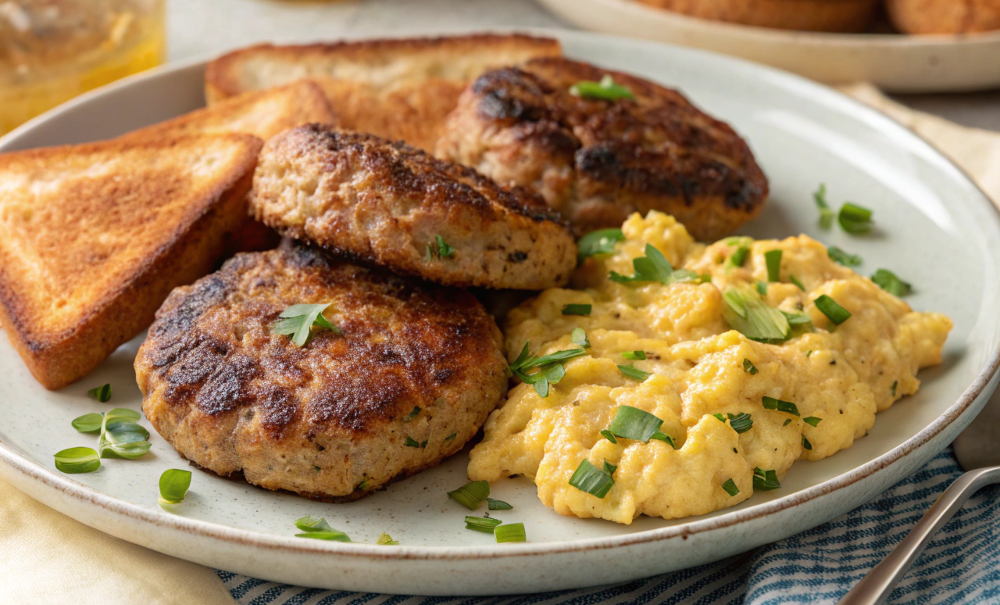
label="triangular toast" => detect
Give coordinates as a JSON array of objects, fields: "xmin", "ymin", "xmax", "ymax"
[
  {"xmin": 0, "ymin": 133, "xmax": 262, "ymax": 389},
  {"xmin": 204, "ymin": 34, "xmax": 562, "ymax": 151}
]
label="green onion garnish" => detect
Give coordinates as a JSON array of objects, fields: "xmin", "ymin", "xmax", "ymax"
[
  {"xmin": 377, "ymin": 533, "xmax": 399, "ymax": 545},
  {"xmin": 828, "ymin": 246, "xmax": 862, "ymax": 267},
  {"xmin": 465, "ymin": 515, "xmax": 503, "ymax": 533},
  {"xmin": 729, "ymin": 246, "xmax": 749, "ymax": 268},
  {"xmin": 753, "ymin": 467, "xmax": 781, "ymax": 491},
  {"xmin": 892, "ymin": 381, "xmax": 898, "ymax": 396},
  {"xmin": 569, "ymin": 75, "xmax": 634, "ymax": 101},
  {"xmin": 756, "ymin": 281, "xmax": 767, "ymax": 296},
  {"xmin": 764, "ymin": 250, "xmax": 782, "ymax": 282},
  {"xmin": 721, "ymin": 287, "xmax": 791, "ymax": 344},
  {"xmin": 72, "ymin": 412, "xmax": 105, "ymax": 434},
  {"xmin": 272, "ymin": 303, "xmax": 342, "ymax": 347},
  {"xmin": 783, "ymin": 418, "xmax": 791, "ymax": 426},
  {"xmin": 609, "ymin": 244, "xmax": 699, "ymax": 285},
  {"xmin": 488, "ymin": 498, "xmax": 513, "ymax": 510},
  {"xmin": 713, "ymin": 413, "xmax": 725, "ymax": 422},
  {"xmin": 568, "ymin": 459, "xmax": 615, "ymax": 498},
  {"xmin": 571, "ymin": 328, "xmax": 591, "ymax": 348},
  {"xmin": 814, "ymin": 184, "xmax": 834, "ymax": 230},
  {"xmin": 814, "ymin": 295, "xmax": 851, "ymax": 325},
  {"xmin": 727, "ymin": 413, "xmax": 754, "ymax": 434},
  {"xmin": 562, "ymin": 304, "xmax": 592, "ymax": 316},
  {"xmin": 87, "ymin": 383, "xmax": 112, "ymax": 402},
  {"xmin": 803, "ymin": 416, "xmax": 822, "ymax": 427},
  {"xmin": 618, "ymin": 364, "xmax": 651, "ymax": 381},
  {"xmin": 743, "ymin": 359, "xmax": 758, "ymax": 375},
  {"xmin": 872, "ymin": 269, "xmax": 912, "ymax": 297},
  {"xmin": 782, "ymin": 310, "xmax": 813, "ymax": 326},
  {"xmin": 294, "ymin": 516, "xmax": 351, "ymax": 542},
  {"xmin": 494, "ymin": 523, "xmax": 527, "ymax": 543},
  {"xmin": 762, "ymin": 396, "xmax": 800, "ymax": 416},
  {"xmin": 158, "ymin": 469, "xmax": 192, "ymax": 507},
  {"xmin": 722, "ymin": 479, "xmax": 740, "ymax": 497},
  {"xmin": 509, "ymin": 341, "xmax": 587, "ymax": 398},
  {"xmin": 839, "ymin": 203, "xmax": 874, "ymax": 234},
  {"xmin": 600, "ymin": 429, "xmax": 618, "ymax": 444},
  {"xmin": 789, "ymin": 275, "xmax": 806, "ymax": 291},
  {"xmin": 426, "ymin": 235, "xmax": 455, "ymax": 259},
  {"xmin": 54, "ymin": 447, "xmax": 100, "ymax": 474},
  {"xmin": 803, "ymin": 437, "xmax": 813, "ymax": 451},
  {"xmin": 578, "ymin": 228, "xmax": 625, "ymax": 260},
  {"xmin": 806, "ymin": 350, "xmax": 813, "ymax": 358},
  {"xmin": 448, "ymin": 480, "xmax": 490, "ymax": 510},
  {"xmin": 621, "ymin": 350, "xmax": 646, "ymax": 360},
  {"xmin": 445, "ymin": 433, "xmax": 457, "ymax": 441},
  {"xmin": 404, "ymin": 436, "xmax": 421, "ymax": 448},
  {"xmin": 403, "ymin": 406, "xmax": 421, "ymax": 422},
  {"xmin": 607, "ymin": 406, "xmax": 669, "ymax": 443}
]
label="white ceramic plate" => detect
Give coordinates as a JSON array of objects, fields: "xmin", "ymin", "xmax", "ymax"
[
  {"xmin": 1, "ymin": 30, "xmax": 1000, "ymax": 596},
  {"xmin": 537, "ymin": 0, "xmax": 1000, "ymax": 93}
]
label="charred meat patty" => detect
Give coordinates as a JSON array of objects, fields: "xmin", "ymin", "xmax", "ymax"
[
  {"xmin": 135, "ymin": 240, "xmax": 509, "ymax": 501},
  {"xmin": 250, "ymin": 125, "xmax": 577, "ymax": 290},
  {"xmin": 435, "ymin": 57, "xmax": 769, "ymax": 241}
]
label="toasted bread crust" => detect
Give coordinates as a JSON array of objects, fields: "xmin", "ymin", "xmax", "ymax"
[
  {"xmin": 0, "ymin": 134, "xmax": 262, "ymax": 389},
  {"xmin": 885, "ymin": 0, "xmax": 1000, "ymax": 34},
  {"xmin": 634, "ymin": 0, "xmax": 878, "ymax": 32},
  {"xmin": 136, "ymin": 241, "xmax": 508, "ymax": 499},
  {"xmin": 250, "ymin": 125, "xmax": 577, "ymax": 290}
]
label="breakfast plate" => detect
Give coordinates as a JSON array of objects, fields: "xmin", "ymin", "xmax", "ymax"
[
  {"xmin": 537, "ymin": 0, "xmax": 1000, "ymax": 93},
  {"xmin": 2, "ymin": 29, "xmax": 1000, "ymax": 595}
]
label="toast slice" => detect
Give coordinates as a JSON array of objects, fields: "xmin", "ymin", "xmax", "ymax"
[
  {"xmin": 119, "ymin": 81, "xmax": 335, "ymax": 142},
  {"xmin": 204, "ymin": 34, "xmax": 562, "ymax": 151},
  {"xmin": 0, "ymin": 133, "xmax": 263, "ymax": 389}
]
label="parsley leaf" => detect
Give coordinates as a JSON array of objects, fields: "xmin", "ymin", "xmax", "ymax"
[{"xmin": 272, "ymin": 303, "xmax": 342, "ymax": 347}]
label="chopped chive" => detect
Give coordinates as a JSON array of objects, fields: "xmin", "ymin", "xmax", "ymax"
[
  {"xmin": 618, "ymin": 364, "xmax": 651, "ymax": 381},
  {"xmin": 803, "ymin": 437, "xmax": 813, "ymax": 451},
  {"xmin": 651, "ymin": 432, "xmax": 677, "ymax": 449},
  {"xmin": 577, "ymin": 228, "xmax": 625, "ymax": 260},
  {"xmin": 727, "ymin": 413, "xmax": 754, "ymax": 434},
  {"xmin": 891, "ymin": 381, "xmax": 898, "ymax": 396},
  {"xmin": 87, "ymin": 383, "xmax": 112, "ymax": 402},
  {"xmin": 814, "ymin": 184, "xmax": 834, "ymax": 229},
  {"xmin": 377, "ymin": 533, "xmax": 399, "ymax": 545},
  {"xmin": 570, "ymin": 75, "xmax": 634, "ymax": 101},
  {"xmin": 722, "ymin": 478, "xmax": 740, "ymax": 497},
  {"xmin": 404, "ymin": 436, "xmax": 420, "ymax": 447},
  {"xmin": 621, "ymin": 350, "xmax": 646, "ymax": 360},
  {"xmin": 403, "ymin": 406, "xmax": 421, "ymax": 422},
  {"xmin": 562, "ymin": 303, "xmax": 592, "ymax": 316},
  {"xmin": 839, "ymin": 203, "xmax": 874, "ymax": 234},
  {"xmin": 465, "ymin": 515, "xmax": 503, "ymax": 533},
  {"xmin": 568, "ymin": 459, "xmax": 614, "ymax": 498},
  {"xmin": 782, "ymin": 310, "xmax": 813, "ymax": 327},
  {"xmin": 729, "ymin": 245, "xmax": 750, "ymax": 268},
  {"xmin": 448, "ymin": 480, "xmax": 490, "ymax": 510},
  {"xmin": 445, "ymin": 433, "xmax": 457, "ymax": 441},
  {"xmin": 721, "ymin": 287, "xmax": 791, "ymax": 344},
  {"xmin": 273, "ymin": 303, "xmax": 342, "ymax": 347},
  {"xmin": 713, "ymin": 413, "xmax": 726, "ymax": 422},
  {"xmin": 806, "ymin": 350, "xmax": 813, "ymax": 358},
  {"xmin": 764, "ymin": 250, "xmax": 782, "ymax": 282},
  {"xmin": 158, "ymin": 469, "xmax": 192, "ymax": 506},
  {"xmin": 494, "ymin": 523, "xmax": 527, "ymax": 543},
  {"xmin": 756, "ymin": 281, "xmax": 768, "ymax": 296},
  {"xmin": 828, "ymin": 246, "xmax": 862, "ymax": 267},
  {"xmin": 509, "ymin": 341, "xmax": 587, "ymax": 398},
  {"xmin": 762, "ymin": 396, "xmax": 800, "ymax": 416},
  {"xmin": 609, "ymin": 244, "xmax": 699, "ymax": 285},
  {"xmin": 803, "ymin": 416, "xmax": 822, "ymax": 427},
  {"xmin": 789, "ymin": 275, "xmax": 806, "ymax": 291},
  {"xmin": 872, "ymin": 269, "xmax": 912, "ymax": 297},
  {"xmin": 600, "ymin": 429, "xmax": 618, "ymax": 444},
  {"xmin": 571, "ymin": 328, "xmax": 591, "ymax": 348},
  {"xmin": 294, "ymin": 516, "xmax": 351, "ymax": 542},
  {"xmin": 72, "ymin": 412, "xmax": 105, "ymax": 434},
  {"xmin": 607, "ymin": 406, "xmax": 665, "ymax": 442},
  {"xmin": 488, "ymin": 498, "xmax": 513, "ymax": 510},
  {"xmin": 426, "ymin": 235, "xmax": 455, "ymax": 259},
  {"xmin": 753, "ymin": 467, "xmax": 781, "ymax": 491},
  {"xmin": 54, "ymin": 447, "xmax": 100, "ymax": 474},
  {"xmin": 743, "ymin": 359, "xmax": 758, "ymax": 375},
  {"xmin": 783, "ymin": 419, "xmax": 791, "ymax": 426},
  {"xmin": 814, "ymin": 295, "xmax": 851, "ymax": 325}
]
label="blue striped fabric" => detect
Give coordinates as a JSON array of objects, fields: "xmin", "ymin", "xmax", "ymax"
[{"xmin": 217, "ymin": 449, "xmax": 1000, "ymax": 605}]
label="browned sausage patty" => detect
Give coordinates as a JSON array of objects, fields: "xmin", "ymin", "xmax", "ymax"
[
  {"xmin": 135, "ymin": 240, "xmax": 508, "ymax": 501},
  {"xmin": 249, "ymin": 125, "xmax": 577, "ymax": 290},
  {"xmin": 435, "ymin": 57, "xmax": 769, "ymax": 241}
]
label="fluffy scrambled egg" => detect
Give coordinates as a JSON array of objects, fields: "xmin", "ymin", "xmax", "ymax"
[{"xmin": 468, "ymin": 211, "xmax": 952, "ymax": 524}]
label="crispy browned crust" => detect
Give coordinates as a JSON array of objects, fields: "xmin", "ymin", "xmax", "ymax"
[
  {"xmin": 250, "ymin": 125, "xmax": 577, "ymax": 290},
  {"xmin": 634, "ymin": 0, "xmax": 878, "ymax": 32},
  {"xmin": 0, "ymin": 134, "xmax": 262, "ymax": 389},
  {"xmin": 885, "ymin": 0, "xmax": 1000, "ymax": 34},
  {"xmin": 435, "ymin": 57, "xmax": 769, "ymax": 241},
  {"xmin": 203, "ymin": 33, "xmax": 563, "ymax": 151},
  {"xmin": 135, "ymin": 240, "xmax": 508, "ymax": 500}
]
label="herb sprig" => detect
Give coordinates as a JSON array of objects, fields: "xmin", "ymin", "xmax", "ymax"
[{"xmin": 272, "ymin": 303, "xmax": 341, "ymax": 347}]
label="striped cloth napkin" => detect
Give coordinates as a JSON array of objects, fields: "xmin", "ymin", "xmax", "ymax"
[{"xmin": 218, "ymin": 449, "xmax": 1000, "ymax": 605}]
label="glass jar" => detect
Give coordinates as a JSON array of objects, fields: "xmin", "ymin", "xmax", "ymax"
[{"xmin": 0, "ymin": 0, "xmax": 166, "ymax": 135}]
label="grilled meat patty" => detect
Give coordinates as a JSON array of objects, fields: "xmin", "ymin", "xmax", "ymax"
[
  {"xmin": 250, "ymin": 125, "xmax": 577, "ymax": 290},
  {"xmin": 135, "ymin": 240, "xmax": 508, "ymax": 501},
  {"xmin": 435, "ymin": 57, "xmax": 769, "ymax": 241}
]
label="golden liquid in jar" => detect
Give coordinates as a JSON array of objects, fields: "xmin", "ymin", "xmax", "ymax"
[{"xmin": 0, "ymin": 1, "xmax": 166, "ymax": 135}]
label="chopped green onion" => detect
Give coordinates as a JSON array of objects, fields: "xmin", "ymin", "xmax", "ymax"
[
  {"xmin": 72, "ymin": 412, "xmax": 105, "ymax": 434},
  {"xmin": 568, "ymin": 459, "xmax": 614, "ymax": 498},
  {"xmin": 569, "ymin": 75, "xmax": 634, "ymax": 101},
  {"xmin": 765, "ymin": 250, "xmax": 782, "ymax": 282},
  {"xmin": 727, "ymin": 413, "xmax": 754, "ymax": 434},
  {"xmin": 465, "ymin": 515, "xmax": 503, "ymax": 533},
  {"xmin": 783, "ymin": 418, "xmax": 792, "ymax": 426},
  {"xmin": 722, "ymin": 478, "xmax": 740, "ymax": 497},
  {"xmin": 872, "ymin": 269, "xmax": 912, "ymax": 297},
  {"xmin": 713, "ymin": 412, "xmax": 725, "ymax": 422},
  {"xmin": 445, "ymin": 433, "xmax": 457, "ymax": 441},
  {"xmin": 377, "ymin": 533, "xmax": 399, "ymax": 545},
  {"xmin": 448, "ymin": 480, "xmax": 490, "ymax": 510},
  {"xmin": 803, "ymin": 437, "xmax": 813, "ymax": 451},
  {"xmin": 617, "ymin": 364, "xmax": 651, "ymax": 381},
  {"xmin": 814, "ymin": 184, "xmax": 834, "ymax": 230},
  {"xmin": 294, "ymin": 516, "xmax": 351, "ymax": 542},
  {"xmin": 403, "ymin": 406, "xmax": 421, "ymax": 422},
  {"xmin": 891, "ymin": 381, "xmax": 898, "ymax": 396},
  {"xmin": 404, "ymin": 436, "xmax": 421, "ymax": 448},
  {"xmin": 743, "ymin": 359, "xmax": 758, "ymax": 375},
  {"xmin": 651, "ymin": 433, "xmax": 677, "ymax": 449},
  {"xmin": 607, "ymin": 406, "xmax": 665, "ymax": 442},
  {"xmin": 828, "ymin": 246, "xmax": 862, "ymax": 267},
  {"xmin": 571, "ymin": 328, "xmax": 591, "ymax": 348},
  {"xmin": 756, "ymin": 281, "xmax": 768, "ymax": 296},
  {"xmin": 577, "ymin": 228, "xmax": 624, "ymax": 260},
  {"xmin": 789, "ymin": 275, "xmax": 806, "ymax": 291},
  {"xmin": 54, "ymin": 447, "xmax": 100, "ymax": 474},
  {"xmin": 729, "ymin": 246, "xmax": 749, "ymax": 268},
  {"xmin": 562, "ymin": 304, "xmax": 592, "ymax": 316},
  {"xmin": 600, "ymin": 429, "xmax": 618, "ymax": 444},
  {"xmin": 814, "ymin": 295, "xmax": 852, "ymax": 325},
  {"xmin": 803, "ymin": 416, "xmax": 822, "ymax": 427},
  {"xmin": 509, "ymin": 341, "xmax": 587, "ymax": 398},
  {"xmin": 782, "ymin": 310, "xmax": 813, "ymax": 326},
  {"xmin": 426, "ymin": 235, "xmax": 455, "ymax": 259},
  {"xmin": 158, "ymin": 469, "xmax": 192, "ymax": 506},
  {"xmin": 609, "ymin": 244, "xmax": 698, "ymax": 285},
  {"xmin": 762, "ymin": 396, "xmax": 800, "ymax": 416},
  {"xmin": 621, "ymin": 350, "xmax": 646, "ymax": 360},
  {"xmin": 272, "ymin": 303, "xmax": 341, "ymax": 347},
  {"xmin": 839, "ymin": 203, "xmax": 873, "ymax": 234},
  {"xmin": 721, "ymin": 287, "xmax": 791, "ymax": 344},
  {"xmin": 753, "ymin": 467, "xmax": 781, "ymax": 491},
  {"xmin": 488, "ymin": 498, "xmax": 513, "ymax": 510},
  {"xmin": 87, "ymin": 383, "xmax": 112, "ymax": 402},
  {"xmin": 494, "ymin": 523, "xmax": 527, "ymax": 543}
]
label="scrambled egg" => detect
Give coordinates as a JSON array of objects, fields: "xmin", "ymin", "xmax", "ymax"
[{"xmin": 468, "ymin": 211, "xmax": 952, "ymax": 524}]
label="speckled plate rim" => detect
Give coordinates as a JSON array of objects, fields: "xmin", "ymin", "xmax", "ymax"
[{"xmin": 1, "ymin": 27, "xmax": 1000, "ymax": 565}]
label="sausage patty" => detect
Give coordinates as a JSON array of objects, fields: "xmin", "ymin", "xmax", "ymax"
[
  {"xmin": 249, "ymin": 125, "xmax": 577, "ymax": 290},
  {"xmin": 135, "ymin": 240, "xmax": 508, "ymax": 501},
  {"xmin": 435, "ymin": 57, "xmax": 769, "ymax": 241}
]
